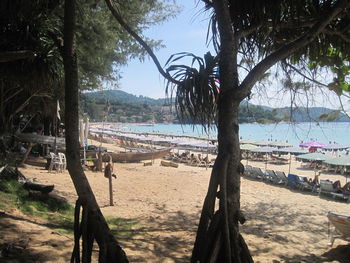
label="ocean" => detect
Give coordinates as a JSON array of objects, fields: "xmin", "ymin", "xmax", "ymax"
[{"xmin": 118, "ymin": 122, "xmax": 350, "ymax": 146}]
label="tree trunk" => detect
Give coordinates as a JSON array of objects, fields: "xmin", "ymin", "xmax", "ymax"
[
  {"xmin": 63, "ymin": 0, "xmax": 128, "ymax": 262},
  {"xmin": 191, "ymin": 0, "xmax": 253, "ymax": 262}
]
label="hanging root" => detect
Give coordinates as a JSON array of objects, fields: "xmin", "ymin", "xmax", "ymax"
[
  {"xmin": 71, "ymin": 198, "xmax": 82, "ymax": 263},
  {"xmin": 70, "ymin": 198, "xmax": 128, "ymax": 263}
]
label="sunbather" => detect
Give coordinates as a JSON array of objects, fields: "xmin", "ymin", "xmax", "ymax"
[
  {"xmin": 308, "ymin": 172, "xmax": 320, "ymax": 186},
  {"xmin": 333, "ymin": 181, "xmax": 350, "ymax": 195}
]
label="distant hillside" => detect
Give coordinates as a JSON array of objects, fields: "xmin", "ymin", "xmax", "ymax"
[
  {"xmin": 274, "ymin": 107, "xmax": 350, "ymax": 122},
  {"xmin": 84, "ymin": 90, "xmax": 167, "ymax": 105},
  {"xmin": 83, "ymin": 90, "xmax": 350, "ymax": 123}
]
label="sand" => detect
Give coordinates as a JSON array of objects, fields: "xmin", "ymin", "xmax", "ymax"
[{"xmin": 2, "ymin": 140, "xmax": 350, "ymax": 262}]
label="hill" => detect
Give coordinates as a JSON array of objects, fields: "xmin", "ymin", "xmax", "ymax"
[
  {"xmin": 82, "ymin": 90, "xmax": 350, "ymax": 123},
  {"xmin": 84, "ymin": 90, "xmax": 167, "ymax": 105},
  {"xmin": 273, "ymin": 107, "xmax": 350, "ymax": 122}
]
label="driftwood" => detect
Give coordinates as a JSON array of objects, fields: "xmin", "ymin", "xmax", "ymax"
[{"xmin": 161, "ymin": 160, "xmax": 179, "ymax": 168}]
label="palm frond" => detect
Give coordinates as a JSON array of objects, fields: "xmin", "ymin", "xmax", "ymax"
[{"xmin": 165, "ymin": 52, "xmax": 219, "ymax": 132}]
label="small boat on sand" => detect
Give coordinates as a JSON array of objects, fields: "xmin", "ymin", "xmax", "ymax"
[{"xmin": 87, "ymin": 148, "xmax": 172, "ymax": 163}]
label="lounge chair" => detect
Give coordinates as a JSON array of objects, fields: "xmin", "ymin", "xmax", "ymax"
[
  {"xmin": 265, "ymin": 169, "xmax": 280, "ymax": 184},
  {"xmin": 319, "ymin": 180, "xmax": 335, "ymax": 196},
  {"xmin": 327, "ymin": 212, "xmax": 350, "ymax": 246},
  {"xmin": 251, "ymin": 167, "xmax": 265, "ymax": 180},
  {"xmin": 244, "ymin": 165, "xmax": 253, "ymax": 176},
  {"xmin": 274, "ymin": 171, "xmax": 288, "ymax": 185},
  {"xmin": 319, "ymin": 180, "xmax": 350, "ymax": 201},
  {"xmin": 287, "ymin": 174, "xmax": 312, "ymax": 191}
]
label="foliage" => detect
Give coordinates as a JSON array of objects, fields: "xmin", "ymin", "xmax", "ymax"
[
  {"xmin": 0, "ymin": 0, "xmax": 177, "ymax": 133},
  {"xmin": 165, "ymin": 52, "xmax": 219, "ymax": 130}
]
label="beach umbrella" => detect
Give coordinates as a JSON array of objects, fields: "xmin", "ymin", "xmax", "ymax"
[
  {"xmin": 240, "ymin": 139, "xmax": 256, "ymax": 144},
  {"xmin": 240, "ymin": 144, "xmax": 258, "ymax": 165},
  {"xmin": 240, "ymin": 144, "xmax": 258, "ymax": 151},
  {"xmin": 253, "ymin": 141, "xmax": 269, "ymax": 146},
  {"xmin": 324, "ymin": 156, "xmax": 350, "ymax": 182},
  {"xmin": 250, "ymin": 146, "xmax": 278, "ymax": 170},
  {"xmin": 322, "ymin": 144, "xmax": 350, "ymax": 151},
  {"xmin": 296, "ymin": 152, "xmax": 331, "ymax": 177},
  {"xmin": 273, "ymin": 147, "xmax": 308, "ymax": 174},
  {"xmin": 324, "ymin": 155, "xmax": 350, "ymax": 166},
  {"xmin": 273, "ymin": 147, "xmax": 308, "ymax": 155},
  {"xmin": 269, "ymin": 141, "xmax": 292, "ymax": 148},
  {"xmin": 250, "ymin": 146, "xmax": 277, "ymax": 153},
  {"xmin": 299, "ymin": 141, "xmax": 326, "ymax": 148},
  {"xmin": 296, "ymin": 152, "xmax": 330, "ymax": 162}
]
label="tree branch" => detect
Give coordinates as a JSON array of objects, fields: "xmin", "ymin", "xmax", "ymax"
[
  {"xmin": 237, "ymin": 0, "xmax": 350, "ymax": 101},
  {"xmin": 323, "ymin": 28, "xmax": 350, "ymax": 44},
  {"xmin": 285, "ymin": 62, "xmax": 329, "ymax": 88},
  {"xmin": 104, "ymin": 0, "xmax": 179, "ymax": 85}
]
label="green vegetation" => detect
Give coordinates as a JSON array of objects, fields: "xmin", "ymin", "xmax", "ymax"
[
  {"xmin": 82, "ymin": 90, "xmax": 350, "ymax": 124},
  {"xmin": 0, "ymin": 179, "xmax": 139, "ymax": 236},
  {"xmin": 0, "ymin": 0, "xmax": 177, "ymax": 133},
  {"xmin": 81, "ymin": 91, "xmax": 282, "ymax": 124},
  {"xmin": 0, "ymin": 179, "xmax": 74, "ymax": 234}
]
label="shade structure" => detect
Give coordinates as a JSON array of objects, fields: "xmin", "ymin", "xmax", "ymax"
[
  {"xmin": 296, "ymin": 152, "xmax": 330, "ymax": 162},
  {"xmin": 273, "ymin": 147, "xmax": 308, "ymax": 174},
  {"xmin": 250, "ymin": 146, "xmax": 278, "ymax": 171},
  {"xmin": 299, "ymin": 141, "xmax": 326, "ymax": 148},
  {"xmin": 250, "ymin": 146, "xmax": 278, "ymax": 153},
  {"xmin": 240, "ymin": 144, "xmax": 258, "ymax": 151},
  {"xmin": 324, "ymin": 155, "xmax": 350, "ymax": 167},
  {"xmin": 273, "ymin": 147, "xmax": 308, "ymax": 155},
  {"xmin": 322, "ymin": 144, "xmax": 350, "ymax": 151},
  {"xmin": 253, "ymin": 141, "xmax": 270, "ymax": 146},
  {"xmin": 269, "ymin": 141, "xmax": 292, "ymax": 148},
  {"xmin": 240, "ymin": 139, "xmax": 256, "ymax": 144}
]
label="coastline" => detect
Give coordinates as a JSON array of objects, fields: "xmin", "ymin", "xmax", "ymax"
[{"xmin": 90, "ymin": 122, "xmax": 350, "ymax": 146}]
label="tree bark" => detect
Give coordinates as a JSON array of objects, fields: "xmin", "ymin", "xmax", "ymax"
[
  {"xmin": 192, "ymin": 0, "xmax": 253, "ymax": 262},
  {"xmin": 63, "ymin": 0, "xmax": 128, "ymax": 262}
]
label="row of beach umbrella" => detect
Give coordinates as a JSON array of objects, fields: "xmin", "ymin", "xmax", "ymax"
[{"xmin": 241, "ymin": 143, "xmax": 350, "ymax": 177}]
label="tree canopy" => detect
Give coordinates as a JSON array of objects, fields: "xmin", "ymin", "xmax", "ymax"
[{"xmin": 0, "ymin": 0, "xmax": 176, "ymax": 133}]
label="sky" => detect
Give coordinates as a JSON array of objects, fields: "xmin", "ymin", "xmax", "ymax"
[{"xmin": 117, "ymin": 0, "xmax": 349, "ymax": 112}]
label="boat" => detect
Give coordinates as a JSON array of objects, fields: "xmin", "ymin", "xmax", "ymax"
[{"xmin": 86, "ymin": 148, "xmax": 172, "ymax": 163}]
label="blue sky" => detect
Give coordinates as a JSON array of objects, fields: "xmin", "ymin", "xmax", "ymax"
[
  {"xmin": 118, "ymin": 0, "xmax": 211, "ymax": 98},
  {"xmin": 117, "ymin": 0, "xmax": 348, "ymax": 112}
]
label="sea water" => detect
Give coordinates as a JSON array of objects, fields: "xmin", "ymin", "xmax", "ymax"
[{"xmin": 119, "ymin": 122, "xmax": 350, "ymax": 146}]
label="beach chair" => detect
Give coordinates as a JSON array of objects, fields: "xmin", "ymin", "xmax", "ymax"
[
  {"xmin": 327, "ymin": 212, "xmax": 350, "ymax": 246},
  {"xmin": 274, "ymin": 171, "xmax": 288, "ymax": 185},
  {"xmin": 287, "ymin": 174, "xmax": 312, "ymax": 190},
  {"xmin": 251, "ymin": 167, "xmax": 265, "ymax": 180},
  {"xmin": 319, "ymin": 180, "xmax": 336, "ymax": 196},
  {"xmin": 244, "ymin": 165, "xmax": 253, "ymax": 176},
  {"xmin": 265, "ymin": 169, "xmax": 279, "ymax": 184},
  {"xmin": 48, "ymin": 152, "xmax": 63, "ymax": 173},
  {"xmin": 318, "ymin": 180, "xmax": 349, "ymax": 201},
  {"xmin": 58, "ymin": 152, "xmax": 67, "ymax": 171}
]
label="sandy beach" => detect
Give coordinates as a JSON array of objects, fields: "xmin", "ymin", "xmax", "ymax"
[{"xmin": 4, "ymin": 138, "xmax": 349, "ymax": 262}]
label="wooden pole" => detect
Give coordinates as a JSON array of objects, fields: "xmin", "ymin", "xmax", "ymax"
[{"xmin": 109, "ymin": 172, "xmax": 113, "ymax": 206}]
